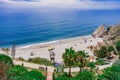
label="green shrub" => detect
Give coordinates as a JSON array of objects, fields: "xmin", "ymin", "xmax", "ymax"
[
  {"xmin": 95, "ymin": 59, "xmax": 106, "ymax": 65},
  {"xmin": 0, "ymin": 54, "xmax": 13, "ymax": 65},
  {"xmin": 25, "ymin": 70, "xmax": 45, "ymax": 80},
  {"xmin": 18, "ymin": 57, "xmax": 25, "ymax": 61},
  {"xmin": 112, "ymin": 59, "xmax": 120, "ymax": 66},
  {"xmin": 28, "ymin": 57, "xmax": 52, "ymax": 66},
  {"xmin": 108, "ymin": 46, "xmax": 114, "ymax": 52},
  {"xmin": 7, "ymin": 65, "xmax": 28, "ymax": 80},
  {"xmin": 73, "ymin": 70, "xmax": 95, "ymax": 80},
  {"xmin": 116, "ymin": 41, "xmax": 120, "ymax": 51},
  {"xmin": 95, "ymin": 46, "xmax": 108, "ymax": 58},
  {"xmin": 55, "ymin": 77, "xmax": 69, "ymax": 80},
  {"xmin": 88, "ymin": 62, "xmax": 96, "ymax": 71},
  {"xmin": 98, "ymin": 65, "xmax": 120, "ymax": 80}
]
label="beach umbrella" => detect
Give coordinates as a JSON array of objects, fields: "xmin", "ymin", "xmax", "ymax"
[{"xmin": 48, "ymin": 46, "xmax": 54, "ymax": 51}]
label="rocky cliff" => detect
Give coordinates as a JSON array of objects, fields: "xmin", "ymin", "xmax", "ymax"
[{"xmin": 92, "ymin": 24, "xmax": 120, "ymax": 44}]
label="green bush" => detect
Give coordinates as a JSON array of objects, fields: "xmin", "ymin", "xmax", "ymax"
[
  {"xmin": 53, "ymin": 72, "xmax": 69, "ymax": 80},
  {"xmin": 95, "ymin": 46, "xmax": 108, "ymax": 58},
  {"xmin": 7, "ymin": 65, "xmax": 28, "ymax": 80},
  {"xmin": 88, "ymin": 62, "xmax": 96, "ymax": 71},
  {"xmin": 55, "ymin": 77, "xmax": 69, "ymax": 80},
  {"xmin": 25, "ymin": 70, "xmax": 45, "ymax": 80},
  {"xmin": 18, "ymin": 57, "xmax": 25, "ymax": 61},
  {"xmin": 73, "ymin": 70, "xmax": 95, "ymax": 80},
  {"xmin": 112, "ymin": 59, "xmax": 120, "ymax": 66},
  {"xmin": 0, "ymin": 54, "xmax": 13, "ymax": 65},
  {"xmin": 95, "ymin": 59, "xmax": 106, "ymax": 65},
  {"xmin": 98, "ymin": 65, "xmax": 120, "ymax": 80},
  {"xmin": 28, "ymin": 57, "xmax": 52, "ymax": 66},
  {"xmin": 98, "ymin": 72, "xmax": 120, "ymax": 80},
  {"xmin": 116, "ymin": 41, "xmax": 120, "ymax": 51},
  {"xmin": 108, "ymin": 46, "xmax": 114, "ymax": 52}
]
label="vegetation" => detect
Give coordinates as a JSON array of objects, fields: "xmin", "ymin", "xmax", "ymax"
[
  {"xmin": 88, "ymin": 62, "xmax": 96, "ymax": 71},
  {"xmin": 0, "ymin": 54, "xmax": 13, "ymax": 65},
  {"xmin": 28, "ymin": 57, "xmax": 53, "ymax": 66},
  {"xmin": 24, "ymin": 70, "xmax": 45, "ymax": 80},
  {"xmin": 95, "ymin": 59, "xmax": 107, "ymax": 65},
  {"xmin": 95, "ymin": 46, "xmax": 108, "ymax": 58},
  {"xmin": 113, "ymin": 59, "xmax": 120, "ymax": 66},
  {"xmin": 53, "ymin": 72, "xmax": 69, "ymax": 80},
  {"xmin": 7, "ymin": 65, "xmax": 28, "ymax": 80},
  {"xmin": 75, "ymin": 50, "xmax": 89, "ymax": 71},
  {"xmin": 0, "ymin": 54, "xmax": 46, "ymax": 80},
  {"xmin": 0, "ymin": 40, "xmax": 120, "ymax": 80},
  {"xmin": 108, "ymin": 46, "xmax": 114, "ymax": 53},
  {"xmin": 118, "ymin": 51, "xmax": 120, "ymax": 59},
  {"xmin": 73, "ymin": 70, "xmax": 95, "ymax": 80},
  {"xmin": 62, "ymin": 47, "xmax": 76, "ymax": 79},
  {"xmin": 1, "ymin": 48, "xmax": 10, "ymax": 55},
  {"xmin": 116, "ymin": 40, "xmax": 120, "ymax": 51},
  {"xmin": 98, "ymin": 65, "xmax": 120, "ymax": 80}
]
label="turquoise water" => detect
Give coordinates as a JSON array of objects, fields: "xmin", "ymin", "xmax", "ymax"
[{"xmin": 0, "ymin": 8, "xmax": 120, "ymax": 47}]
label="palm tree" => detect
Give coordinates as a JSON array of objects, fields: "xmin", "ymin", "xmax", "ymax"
[
  {"xmin": 62, "ymin": 47, "xmax": 76, "ymax": 79},
  {"xmin": 75, "ymin": 50, "xmax": 89, "ymax": 72}
]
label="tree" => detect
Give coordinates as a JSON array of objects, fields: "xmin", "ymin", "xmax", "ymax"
[
  {"xmin": 75, "ymin": 50, "xmax": 89, "ymax": 71},
  {"xmin": 62, "ymin": 47, "xmax": 76, "ymax": 79},
  {"xmin": 11, "ymin": 44, "xmax": 16, "ymax": 59}
]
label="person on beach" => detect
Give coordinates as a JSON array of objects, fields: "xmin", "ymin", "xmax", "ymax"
[
  {"xmin": 22, "ymin": 63, "xmax": 24, "ymax": 66},
  {"xmin": 85, "ymin": 39, "xmax": 87, "ymax": 43}
]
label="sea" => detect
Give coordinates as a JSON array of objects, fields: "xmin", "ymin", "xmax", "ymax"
[{"xmin": 0, "ymin": 8, "xmax": 120, "ymax": 48}]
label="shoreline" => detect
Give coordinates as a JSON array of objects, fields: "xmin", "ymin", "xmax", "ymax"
[
  {"xmin": 1, "ymin": 34, "xmax": 103, "ymax": 62},
  {"xmin": 17, "ymin": 35, "xmax": 92, "ymax": 49}
]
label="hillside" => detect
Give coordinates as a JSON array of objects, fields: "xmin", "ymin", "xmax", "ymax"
[{"xmin": 93, "ymin": 24, "xmax": 120, "ymax": 45}]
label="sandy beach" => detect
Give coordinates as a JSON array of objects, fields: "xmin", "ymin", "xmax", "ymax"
[
  {"xmin": 15, "ymin": 35, "xmax": 103, "ymax": 63},
  {"xmin": 0, "ymin": 35, "xmax": 103, "ymax": 63}
]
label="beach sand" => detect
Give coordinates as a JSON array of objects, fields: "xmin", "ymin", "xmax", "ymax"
[
  {"xmin": 0, "ymin": 35, "xmax": 103, "ymax": 63},
  {"xmin": 15, "ymin": 35, "xmax": 103, "ymax": 63}
]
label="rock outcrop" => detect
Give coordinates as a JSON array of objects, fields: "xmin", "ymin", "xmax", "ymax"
[
  {"xmin": 93, "ymin": 24, "xmax": 120, "ymax": 44},
  {"xmin": 92, "ymin": 24, "xmax": 108, "ymax": 38}
]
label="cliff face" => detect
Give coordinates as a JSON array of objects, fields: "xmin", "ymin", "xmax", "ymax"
[
  {"xmin": 92, "ymin": 24, "xmax": 107, "ymax": 38},
  {"xmin": 93, "ymin": 24, "xmax": 120, "ymax": 44}
]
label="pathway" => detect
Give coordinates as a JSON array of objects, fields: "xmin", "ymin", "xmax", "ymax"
[
  {"xmin": 13, "ymin": 59, "xmax": 116, "ymax": 80},
  {"xmin": 13, "ymin": 60, "xmax": 54, "ymax": 80}
]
